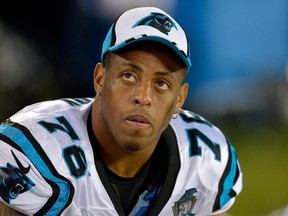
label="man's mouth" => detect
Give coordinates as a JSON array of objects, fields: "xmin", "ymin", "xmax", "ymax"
[{"xmin": 125, "ymin": 115, "xmax": 151, "ymax": 129}]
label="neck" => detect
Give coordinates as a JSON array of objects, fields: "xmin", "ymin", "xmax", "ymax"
[
  {"xmin": 91, "ymin": 102, "xmax": 158, "ymax": 178},
  {"xmin": 97, "ymin": 144, "xmax": 154, "ymax": 178}
]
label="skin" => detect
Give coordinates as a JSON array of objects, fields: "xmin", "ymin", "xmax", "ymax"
[
  {"xmin": 0, "ymin": 42, "xmax": 229, "ymax": 216},
  {"xmin": 92, "ymin": 43, "xmax": 188, "ymax": 177},
  {"xmin": 0, "ymin": 202, "xmax": 24, "ymax": 215}
]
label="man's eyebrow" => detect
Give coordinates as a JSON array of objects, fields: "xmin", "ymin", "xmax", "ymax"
[
  {"xmin": 121, "ymin": 62, "xmax": 142, "ymax": 71},
  {"xmin": 154, "ymin": 71, "xmax": 170, "ymax": 76},
  {"xmin": 120, "ymin": 62, "xmax": 176, "ymax": 79},
  {"xmin": 154, "ymin": 71, "xmax": 177, "ymax": 80}
]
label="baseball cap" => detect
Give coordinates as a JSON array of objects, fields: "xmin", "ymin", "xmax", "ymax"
[{"xmin": 101, "ymin": 7, "xmax": 191, "ymax": 71}]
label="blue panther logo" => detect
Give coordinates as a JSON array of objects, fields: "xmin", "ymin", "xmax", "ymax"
[
  {"xmin": 133, "ymin": 12, "xmax": 178, "ymax": 35},
  {"xmin": 0, "ymin": 151, "xmax": 35, "ymax": 203}
]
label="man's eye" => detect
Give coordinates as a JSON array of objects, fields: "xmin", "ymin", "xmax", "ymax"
[
  {"xmin": 156, "ymin": 80, "xmax": 169, "ymax": 90},
  {"xmin": 122, "ymin": 73, "xmax": 136, "ymax": 82}
]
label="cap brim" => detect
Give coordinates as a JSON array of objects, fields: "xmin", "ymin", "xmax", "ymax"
[{"xmin": 106, "ymin": 36, "xmax": 191, "ymax": 70}]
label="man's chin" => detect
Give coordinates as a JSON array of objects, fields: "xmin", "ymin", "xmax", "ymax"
[
  {"xmin": 117, "ymin": 137, "xmax": 151, "ymax": 152},
  {"xmin": 123, "ymin": 143, "xmax": 145, "ymax": 152}
]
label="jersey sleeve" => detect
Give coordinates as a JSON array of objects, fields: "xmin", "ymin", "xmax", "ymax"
[
  {"xmin": 0, "ymin": 121, "xmax": 53, "ymax": 215},
  {"xmin": 169, "ymin": 109, "xmax": 243, "ymax": 215},
  {"xmin": 0, "ymin": 98, "xmax": 112, "ymax": 216},
  {"xmin": 0, "ymin": 99, "xmax": 85, "ymax": 215}
]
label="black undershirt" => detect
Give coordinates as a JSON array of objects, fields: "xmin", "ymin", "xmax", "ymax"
[{"xmin": 87, "ymin": 113, "xmax": 167, "ymax": 215}]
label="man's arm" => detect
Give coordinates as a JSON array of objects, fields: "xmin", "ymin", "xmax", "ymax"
[{"xmin": 0, "ymin": 202, "xmax": 24, "ymax": 216}]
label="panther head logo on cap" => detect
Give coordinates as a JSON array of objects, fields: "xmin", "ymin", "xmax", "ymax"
[{"xmin": 133, "ymin": 12, "xmax": 178, "ymax": 35}]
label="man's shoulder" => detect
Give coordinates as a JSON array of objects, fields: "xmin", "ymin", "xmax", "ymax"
[
  {"xmin": 169, "ymin": 108, "xmax": 232, "ymax": 162},
  {"xmin": 0, "ymin": 97, "xmax": 94, "ymax": 142},
  {"xmin": 0, "ymin": 98, "xmax": 96, "ymax": 215},
  {"xmin": 10, "ymin": 98, "xmax": 94, "ymax": 122},
  {"xmin": 176, "ymin": 109, "xmax": 214, "ymax": 126},
  {"xmin": 168, "ymin": 109, "xmax": 242, "ymax": 214},
  {"xmin": 170, "ymin": 109, "xmax": 225, "ymax": 141},
  {"xmin": 19, "ymin": 97, "xmax": 94, "ymax": 114}
]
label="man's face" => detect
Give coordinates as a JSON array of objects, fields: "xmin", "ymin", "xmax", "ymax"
[{"xmin": 94, "ymin": 44, "xmax": 188, "ymax": 152}]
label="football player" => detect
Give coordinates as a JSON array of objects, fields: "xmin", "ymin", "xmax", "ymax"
[{"xmin": 0, "ymin": 7, "xmax": 242, "ymax": 216}]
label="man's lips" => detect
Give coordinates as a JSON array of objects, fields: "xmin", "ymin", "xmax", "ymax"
[{"xmin": 125, "ymin": 115, "xmax": 151, "ymax": 129}]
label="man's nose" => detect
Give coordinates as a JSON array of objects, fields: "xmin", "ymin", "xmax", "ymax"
[{"xmin": 132, "ymin": 82, "xmax": 152, "ymax": 107}]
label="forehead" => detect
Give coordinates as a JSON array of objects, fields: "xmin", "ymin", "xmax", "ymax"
[
  {"xmin": 113, "ymin": 41, "xmax": 187, "ymax": 71},
  {"xmin": 106, "ymin": 46, "xmax": 187, "ymax": 84}
]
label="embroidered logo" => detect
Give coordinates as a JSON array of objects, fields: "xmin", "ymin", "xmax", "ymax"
[
  {"xmin": 133, "ymin": 12, "xmax": 178, "ymax": 35},
  {"xmin": 0, "ymin": 151, "xmax": 35, "ymax": 203},
  {"xmin": 172, "ymin": 188, "xmax": 197, "ymax": 216}
]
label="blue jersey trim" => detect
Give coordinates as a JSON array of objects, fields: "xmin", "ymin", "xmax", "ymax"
[
  {"xmin": 213, "ymin": 138, "xmax": 239, "ymax": 211},
  {"xmin": 220, "ymin": 143, "xmax": 237, "ymax": 207}
]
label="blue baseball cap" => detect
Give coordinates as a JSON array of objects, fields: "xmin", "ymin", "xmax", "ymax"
[{"xmin": 101, "ymin": 7, "xmax": 191, "ymax": 72}]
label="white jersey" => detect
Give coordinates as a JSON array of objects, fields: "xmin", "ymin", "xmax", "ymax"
[{"xmin": 0, "ymin": 98, "xmax": 242, "ymax": 216}]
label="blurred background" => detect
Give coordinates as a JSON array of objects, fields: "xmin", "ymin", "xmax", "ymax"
[{"xmin": 0, "ymin": 0, "xmax": 287, "ymax": 215}]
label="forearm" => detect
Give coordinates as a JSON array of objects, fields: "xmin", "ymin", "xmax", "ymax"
[{"xmin": 0, "ymin": 202, "xmax": 24, "ymax": 216}]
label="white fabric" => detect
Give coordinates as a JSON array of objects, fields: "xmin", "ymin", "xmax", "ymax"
[{"xmin": 0, "ymin": 99, "xmax": 242, "ymax": 215}]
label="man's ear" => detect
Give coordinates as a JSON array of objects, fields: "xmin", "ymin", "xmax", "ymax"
[
  {"xmin": 175, "ymin": 83, "xmax": 189, "ymax": 111},
  {"xmin": 93, "ymin": 63, "xmax": 105, "ymax": 93}
]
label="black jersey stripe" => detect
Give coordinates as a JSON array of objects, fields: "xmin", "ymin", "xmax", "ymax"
[{"xmin": 213, "ymin": 138, "xmax": 239, "ymax": 212}]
